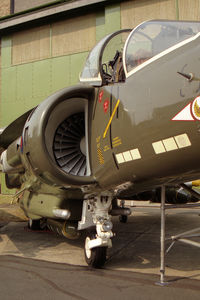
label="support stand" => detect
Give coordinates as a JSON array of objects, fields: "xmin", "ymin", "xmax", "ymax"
[
  {"xmin": 156, "ymin": 185, "xmax": 200, "ymax": 286},
  {"xmin": 156, "ymin": 185, "xmax": 169, "ymax": 286}
]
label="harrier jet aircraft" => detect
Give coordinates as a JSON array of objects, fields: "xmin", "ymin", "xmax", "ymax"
[{"xmin": 1, "ymin": 20, "xmax": 200, "ymax": 267}]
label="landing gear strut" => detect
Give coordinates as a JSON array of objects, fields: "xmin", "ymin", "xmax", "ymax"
[
  {"xmin": 119, "ymin": 200, "xmax": 128, "ymax": 223},
  {"xmin": 28, "ymin": 218, "xmax": 47, "ymax": 231},
  {"xmin": 119, "ymin": 215, "xmax": 128, "ymax": 223},
  {"xmin": 78, "ymin": 192, "xmax": 114, "ymax": 268},
  {"xmin": 28, "ymin": 218, "xmax": 41, "ymax": 230}
]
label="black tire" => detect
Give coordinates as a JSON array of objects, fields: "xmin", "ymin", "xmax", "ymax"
[
  {"xmin": 84, "ymin": 233, "xmax": 107, "ymax": 268},
  {"xmin": 28, "ymin": 219, "xmax": 41, "ymax": 230},
  {"xmin": 119, "ymin": 215, "xmax": 127, "ymax": 223}
]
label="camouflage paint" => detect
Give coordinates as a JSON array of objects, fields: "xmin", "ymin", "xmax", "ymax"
[{"xmin": 0, "ymin": 2, "xmax": 183, "ymax": 193}]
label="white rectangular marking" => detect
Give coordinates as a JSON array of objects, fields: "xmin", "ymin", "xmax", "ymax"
[
  {"xmin": 152, "ymin": 141, "xmax": 166, "ymax": 154},
  {"xmin": 123, "ymin": 151, "xmax": 132, "ymax": 162},
  {"xmin": 116, "ymin": 153, "xmax": 125, "ymax": 164},
  {"xmin": 162, "ymin": 137, "xmax": 178, "ymax": 151},
  {"xmin": 130, "ymin": 148, "xmax": 141, "ymax": 160},
  {"xmin": 174, "ymin": 133, "xmax": 191, "ymax": 148}
]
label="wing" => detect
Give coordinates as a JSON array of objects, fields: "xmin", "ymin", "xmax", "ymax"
[{"xmin": 0, "ymin": 109, "xmax": 34, "ymax": 152}]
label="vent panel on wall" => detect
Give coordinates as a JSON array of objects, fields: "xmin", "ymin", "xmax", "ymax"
[
  {"xmin": 121, "ymin": 0, "xmax": 176, "ymax": 29},
  {"xmin": 52, "ymin": 14, "xmax": 96, "ymax": 57},
  {"xmin": 11, "ymin": 14, "xmax": 96, "ymax": 65},
  {"xmin": 0, "ymin": 0, "xmax": 10, "ymax": 17},
  {"xmin": 179, "ymin": 0, "xmax": 200, "ymax": 20},
  {"xmin": 12, "ymin": 25, "xmax": 51, "ymax": 65},
  {"xmin": 14, "ymin": 0, "xmax": 55, "ymax": 13}
]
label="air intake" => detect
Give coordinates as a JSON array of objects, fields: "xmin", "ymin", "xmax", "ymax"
[{"xmin": 53, "ymin": 113, "xmax": 87, "ymax": 176}]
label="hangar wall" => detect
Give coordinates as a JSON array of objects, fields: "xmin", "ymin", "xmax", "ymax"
[
  {"xmin": 14, "ymin": 0, "xmax": 56, "ymax": 13},
  {"xmin": 0, "ymin": 0, "xmax": 200, "ymax": 193},
  {"xmin": 0, "ymin": 0, "xmax": 10, "ymax": 17},
  {"xmin": 0, "ymin": 5, "xmax": 120, "ymax": 127}
]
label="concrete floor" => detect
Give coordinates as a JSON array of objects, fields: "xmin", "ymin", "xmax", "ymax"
[{"xmin": 0, "ymin": 200, "xmax": 200, "ymax": 299}]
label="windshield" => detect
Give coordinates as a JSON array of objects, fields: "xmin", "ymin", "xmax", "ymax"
[
  {"xmin": 79, "ymin": 35, "xmax": 109, "ymax": 85},
  {"xmin": 125, "ymin": 20, "xmax": 200, "ymax": 74},
  {"xmin": 80, "ymin": 29, "xmax": 131, "ymax": 86}
]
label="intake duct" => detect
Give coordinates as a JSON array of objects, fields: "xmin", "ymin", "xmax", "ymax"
[
  {"xmin": 18, "ymin": 85, "xmax": 95, "ymax": 187},
  {"xmin": 53, "ymin": 112, "xmax": 87, "ymax": 176}
]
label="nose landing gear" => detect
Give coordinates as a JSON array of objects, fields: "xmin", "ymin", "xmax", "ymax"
[
  {"xmin": 79, "ymin": 192, "xmax": 114, "ymax": 268},
  {"xmin": 84, "ymin": 232, "xmax": 107, "ymax": 268}
]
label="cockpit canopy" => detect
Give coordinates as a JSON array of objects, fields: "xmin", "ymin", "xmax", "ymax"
[
  {"xmin": 79, "ymin": 29, "xmax": 131, "ymax": 86},
  {"xmin": 80, "ymin": 20, "xmax": 200, "ymax": 86},
  {"xmin": 125, "ymin": 20, "xmax": 200, "ymax": 74}
]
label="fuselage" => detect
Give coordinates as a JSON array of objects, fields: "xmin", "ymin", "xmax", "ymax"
[
  {"xmin": 1, "ymin": 20, "xmax": 200, "ymax": 208},
  {"xmin": 89, "ymin": 27, "xmax": 200, "ymax": 193}
]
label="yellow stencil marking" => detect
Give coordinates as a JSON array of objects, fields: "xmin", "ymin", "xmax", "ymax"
[
  {"xmin": 112, "ymin": 136, "xmax": 122, "ymax": 148},
  {"xmin": 96, "ymin": 136, "xmax": 101, "ymax": 143},
  {"xmin": 104, "ymin": 145, "xmax": 110, "ymax": 152},
  {"xmin": 97, "ymin": 148, "xmax": 104, "ymax": 164},
  {"xmin": 113, "ymin": 137, "xmax": 120, "ymax": 141},
  {"xmin": 103, "ymin": 99, "xmax": 120, "ymax": 138}
]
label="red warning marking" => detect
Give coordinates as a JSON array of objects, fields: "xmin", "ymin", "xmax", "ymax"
[
  {"xmin": 20, "ymin": 136, "xmax": 23, "ymax": 152},
  {"xmin": 98, "ymin": 90, "xmax": 104, "ymax": 103},
  {"xmin": 103, "ymin": 99, "xmax": 109, "ymax": 113}
]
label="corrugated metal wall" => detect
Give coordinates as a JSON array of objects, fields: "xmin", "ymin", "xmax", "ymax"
[
  {"xmin": 121, "ymin": 0, "xmax": 177, "ymax": 28},
  {"xmin": 121, "ymin": 0, "xmax": 200, "ymax": 28},
  {"xmin": 178, "ymin": 0, "xmax": 200, "ymax": 20},
  {"xmin": 14, "ymin": 0, "xmax": 56, "ymax": 13},
  {"xmin": 0, "ymin": 0, "xmax": 10, "ymax": 17}
]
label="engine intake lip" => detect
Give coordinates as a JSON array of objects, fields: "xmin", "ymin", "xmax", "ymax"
[{"xmin": 22, "ymin": 85, "xmax": 96, "ymax": 186}]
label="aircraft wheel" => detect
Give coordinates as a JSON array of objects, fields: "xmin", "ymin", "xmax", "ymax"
[
  {"xmin": 84, "ymin": 233, "xmax": 107, "ymax": 268},
  {"xmin": 119, "ymin": 215, "xmax": 127, "ymax": 223},
  {"xmin": 28, "ymin": 219, "xmax": 41, "ymax": 230}
]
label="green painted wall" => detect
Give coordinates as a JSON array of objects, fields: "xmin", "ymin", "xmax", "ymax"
[
  {"xmin": 0, "ymin": 3, "xmax": 121, "ymax": 193},
  {"xmin": 0, "ymin": 44, "xmax": 89, "ymax": 126},
  {"xmin": 1, "ymin": 3, "xmax": 120, "ymax": 125}
]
